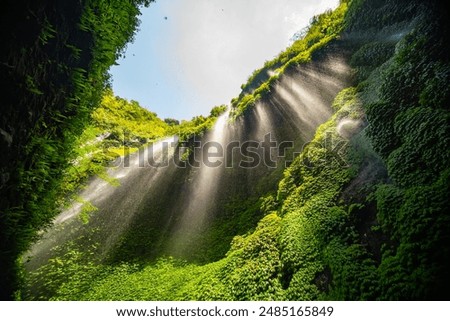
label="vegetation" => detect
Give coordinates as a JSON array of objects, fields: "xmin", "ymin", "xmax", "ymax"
[
  {"xmin": 358, "ymin": 1, "xmax": 450, "ymax": 298},
  {"xmin": 0, "ymin": 0, "xmax": 153, "ymax": 299},
  {"xmin": 60, "ymin": 90, "xmax": 170, "ymax": 200},
  {"xmin": 3, "ymin": 0, "xmax": 449, "ymax": 301},
  {"xmin": 26, "ymin": 84, "xmax": 366, "ymax": 300},
  {"xmin": 173, "ymin": 104, "xmax": 227, "ymax": 142}
]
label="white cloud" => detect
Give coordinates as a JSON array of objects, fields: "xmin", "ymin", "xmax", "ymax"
[
  {"xmin": 111, "ymin": 0, "xmax": 339, "ymax": 119},
  {"xmin": 165, "ymin": 0, "xmax": 339, "ymax": 111}
]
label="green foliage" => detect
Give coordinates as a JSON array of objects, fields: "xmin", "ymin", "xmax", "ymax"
[
  {"xmin": 25, "ymin": 239, "xmax": 104, "ymax": 300},
  {"xmin": 375, "ymin": 171, "xmax": 450, "ymax": 299},
  {"xmin": 16, "ymin": 0, "xmax": 450, "ymax": 301},
  {"xmin": 222, "ymin": 214, "xmax": 284, "ymax": 300},
  {"xmin": 31, "ymin": 85, "xmax": 366, "ymax": 301},
  {"xmin": 275, "ymin": 87, "xmax": 371, "ymax": 300},
  {"xmin": 59, "ymin": 90, "xmax": 169, "ymax": 201},
  {"xmin": 93, "ymin": 91, "xmax": 168, "ymax": 141},
  {"xmin": 344, "ymin": 0, "xmax": 420, "ymax": 33},
  {"xmin": 0, "ymin": 0, "xmax": 153, "ymax": 299},
  {"xmin": 350, "ymin": 42, "xmax": 395, "ymax": 81},
  {"xmin": 31, "ymin": 214, "xmax": 284, "ymax": 301},
  {"xmin": 209, "ymin": 105, "xmax": 228, "ymax": 118},
  {"xmin": 76, "ymin": 198, "xmax": 98, "ymax": 225},
  {"xmin": 164, "ymin": 118, "xmax": 180, "ymax": 126},
  {"xmin": 331, "ymin": 87, "xmax": 359, "ymax": 112},
  {"xmin": 360, "ymin": 5, "xmax": 450, "ymax": 298},
  {"xmin": 324, "ymin": 241, "xmax": 379, "ymax": 300},
  {"xmin": 173, "ymin": 105, "xmax": 227, "ymax": 142},
  {"xmin": 231, "ymin": 94, "xmax": 257, "ymax": 118}
]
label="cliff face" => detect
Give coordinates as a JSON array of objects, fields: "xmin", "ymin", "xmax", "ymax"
[
  {"xmin": 272, "ymin": 0, "xmax": 450, "ymax": 300},
  {"xmin": 2, "ymin": 0, "xmax": 450, "ymax": 300},
  {"xmin": 0, "ymin": 0, "xmax": 150, "ymax": 300},
  {"xmin": 0, "ymin": 0, "xmax": 90, "ymax": 299}
]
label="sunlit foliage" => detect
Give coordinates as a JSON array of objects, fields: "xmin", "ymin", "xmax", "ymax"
[{"xmin": 8, "ymin": 0, "xmax": 450, "ymax": 301}]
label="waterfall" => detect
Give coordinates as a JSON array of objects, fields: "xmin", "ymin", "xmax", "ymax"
[
  {"xmin": 26, "ymin": 136, "xmax": 179, "ymax": 269},
  {"xmin": 26, "ymin": 49, "xmax": 352, "ymax": 272},
  {"xmin": 168, "ymin": 110, "xmax": 230, "ymax": 256}
]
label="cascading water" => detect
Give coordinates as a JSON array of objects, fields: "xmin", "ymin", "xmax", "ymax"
[
  {"xmin": 167, "ymin": 110, "xmax": 230, "ymax": 256},
  {"xmin": 26, "ymin": 46, "xmax": 353, "ymax": 273},
  {"xmin": 26, "ymin": 136, "xmax": 179, "ymax": 269}
]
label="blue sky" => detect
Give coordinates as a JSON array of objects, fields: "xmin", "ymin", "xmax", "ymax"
[{"xmin": 109, "ymin": 0, "xmax": 339, "ymax": 121}]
